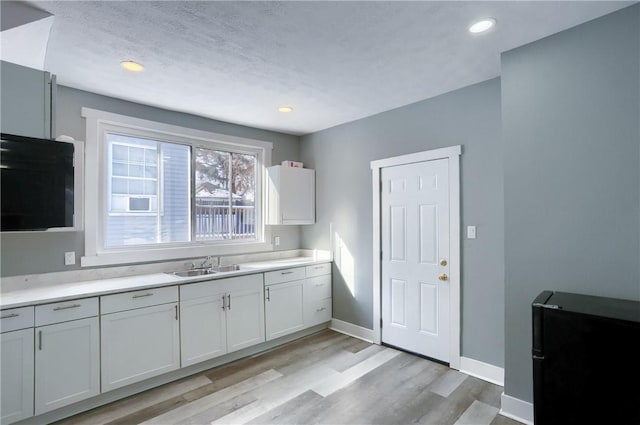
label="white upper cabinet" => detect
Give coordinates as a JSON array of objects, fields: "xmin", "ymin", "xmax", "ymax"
[
  {"xmin": 267, "ymin": 166, "xmax": 315, "ymax": 225},
  {"xmin": 0, "ymin": 61, "xmax": 55, "ymax": 139}
]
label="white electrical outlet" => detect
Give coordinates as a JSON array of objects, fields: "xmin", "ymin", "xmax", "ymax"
[
  {"xmin": 467, "ymin": 226, "xmax": 477, "ymax": 239},
  {"xmin": 274, "ymin": 236, "xmax": 281, "ymax": 246},
  {"xmin": 64, "ymin": 251, "xmax": 76, "ymax": 265}
]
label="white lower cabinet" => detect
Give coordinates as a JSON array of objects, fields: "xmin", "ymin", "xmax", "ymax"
[
  {"xmin": 304, "ymin": 268, "xmax": 332, "ymax": 327},
  {"xmin": 180, "ymin": 274, "xmax": 265, "ymax": 366},
  {"xmin": 35, "ymin": 317, "xmax": 100, "ymax": 414},
  {"xmin": 1, "ymin": 328, "xmax": 34, "ymax": 425},
  {"xmin": 225, "ymin": 282, "xmax": 266, "ymax": 352},
  {"xmin": 180, "ymin": 294, "xmax": 227, "ymax": 367},
  {"xmin": 101, "ymin": 302, "xmax": 180, "ymax": 392},
  {"xmin": 265, "ymin": 280, "xmax": 304, "ymax": 340}
]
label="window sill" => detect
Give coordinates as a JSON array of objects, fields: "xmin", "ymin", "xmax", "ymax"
[{"xmin": 80, "ymin": 241, "xmax": 274, "ymax": 268}]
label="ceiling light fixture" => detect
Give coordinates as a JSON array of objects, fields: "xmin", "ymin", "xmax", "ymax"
[
  {"xmin": 278, "ymin": 106, "xmax": 293, "ymax": 113},
  {"xmin": 469, "ymin": 18, "xmax": 496, "ymax": 34},
  {"xmin": 121, "ymin": 60, "xmax": 144, "ymax": 72}
]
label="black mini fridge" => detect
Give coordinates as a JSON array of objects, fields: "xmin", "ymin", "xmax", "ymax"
[{"xmin": 532, "ymin": 291, "xmax": 640, "ymax": 425}]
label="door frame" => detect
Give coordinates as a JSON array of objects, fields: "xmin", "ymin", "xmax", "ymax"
[{"xmin": 370, "ymin": 145, "xmax": 461, "ymax": 370}]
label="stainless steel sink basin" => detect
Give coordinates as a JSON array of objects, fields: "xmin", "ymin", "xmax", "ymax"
[
  {"xmin": 172, "ymin": 269, "xmax": 217, "ymax": 277},
  {"xmin": 212, "ymin": 264, "xmax": 241, "ymax": 272}
]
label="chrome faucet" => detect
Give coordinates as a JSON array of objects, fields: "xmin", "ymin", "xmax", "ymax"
[{"xmin": 200, "ymin": 256, "xmax": 213, "ymax": 269}]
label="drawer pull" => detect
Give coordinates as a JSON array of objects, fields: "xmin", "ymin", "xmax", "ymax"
[
  {"xmin": 316, "ymin": 307, "xmax": 326, "ymax": 312},
  {"xmin": 315, "ymin": 283, "xmax": 325, "ymax": 287},
  {"xmin": 280, "ymin": 271, "xmax": 294, "ymax": 275},
  {"xmin": 132, "ymin": 293, "xmax": 154, "ymax": 299},
  {"xmin": 314, "ymin": 266, "xmax": 324, "ymax": 269},
  {"xmin": 53, "ymin": 304, "xmax": 81, "ymax": 311},
  {"xmin": 0, "ymin": 313, "xmax": 19, "ymax": 319}
]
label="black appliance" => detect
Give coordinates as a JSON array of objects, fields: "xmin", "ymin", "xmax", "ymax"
[
  {"xmin": 1, "ymin": 133, "xmax": 74, "ymax": 231},
  {"xmin": 532, "ymin": 291, "xmax": 640, "ymax": 425}
]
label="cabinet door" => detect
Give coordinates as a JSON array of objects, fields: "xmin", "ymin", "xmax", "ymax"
[
  {"xmin": 180, "ymin": 295, "xmax": 227, "ymax": 367},
  {"xmin": 1, "ymin": 328, "xmax": 34, "ymax": 425},
  {"xmin": 0, "ymin": 61, "xmax": 52, "ymax": 139},
  {"xmin": 101, "ymin": 303, "xmax": 180, "ymax": 392},
  {"xmin": 35, "ymin": 317, "xmax": 99, "ymax": 415},
  {"xmin": 265, "ymin": 280, "xmax": 304, "ymax": 341},
  {"xmin": 226, "ymin": 287, "xmax": 265, "ymax": 353},
  {"xmin": 280, "ymin": 167, "xmax": 315, "ymax": 224}
]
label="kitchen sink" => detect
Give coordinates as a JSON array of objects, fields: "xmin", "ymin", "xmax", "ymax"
[
  {"xmin": 212, "ymin": 264, "xmax": 241, "ymax": 272},
  {"xmin": 172, "ymin": 269, "xmax": 217, "ymax": 277}
]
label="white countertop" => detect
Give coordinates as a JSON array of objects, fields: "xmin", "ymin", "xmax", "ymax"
[{"xmin": 0, "ymin": 257, "xmax": 330, "ymax": 310}]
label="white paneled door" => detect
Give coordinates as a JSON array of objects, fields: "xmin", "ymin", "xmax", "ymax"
[{"xmin": 381, "ymin": 158, "xmax": 450, "ymax": 362}]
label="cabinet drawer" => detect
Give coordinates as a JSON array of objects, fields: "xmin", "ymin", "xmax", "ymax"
[
  {"xmin": 1, "ymin": 306, "xmax": 34, "ymax": 333},
  {"xmin": 35, "ymin": 298, "xmax": 98, "ymax": 326},
  {"xmin": 264, "ymin": 267, "xmax": 305, "ymax": 286},
  {"xmin": 305, "ymin": 298, "xmax": 332, "ymax": 327},
  {"xmin": 305, "ymin": 263, "xmax": 331, "ymax": 278},
  {"xmin": 181, "ymin": 280, "xmax": 224, "ymax": 301},
  {"xmin": 305, "ymin": 275, "xmax": 332, "ymax": 301},
  {"xmin": 101, "ymin": 286, "xmax": 178, "ymax": 315}
]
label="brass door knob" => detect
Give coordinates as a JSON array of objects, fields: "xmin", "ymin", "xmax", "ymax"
[
  {"xmin": 438, "ymin": 273, "xmax": 448, "ymax": 281},
  {"xmin": 439, "ymin": 259, "xmax": 448, "ymax": 267}
]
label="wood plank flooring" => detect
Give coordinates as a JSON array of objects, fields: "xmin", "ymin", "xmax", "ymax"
[{"xmin": 56, "ymin": 330, "xmax": 523, "ymax": 425}]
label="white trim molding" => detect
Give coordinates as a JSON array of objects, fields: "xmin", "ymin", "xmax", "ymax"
[
  {"xmin": 370, "ymin": 145, "xmax": 462, "ymax": 369},
  {"xmin": 500, "ymin": 393, "xmax": 534, "ymax": 425},
  {"xmin": 330, "ymin": 319, "xmax": 375, "ymax": 343},
  {"xmin": 459, "ymin": 357, "xmax": 504, "ymax": 386}
]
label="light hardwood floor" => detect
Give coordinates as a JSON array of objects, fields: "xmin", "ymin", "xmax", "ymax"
[{"xmin": 56, "ymin": 330, "xmax": 522, "ymax": 425}]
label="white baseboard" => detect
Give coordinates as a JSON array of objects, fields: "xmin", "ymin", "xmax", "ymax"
[
  {"xmin": 459, "ymin": 356, "xmax": 504, "ymax": 386},
  {"xmin": 330, "ymin": 318, "xmax": 375, "ymax": 343},
  {"xmin": 500, "ymin": 392, "xmax": 533, "ymax": 425}
]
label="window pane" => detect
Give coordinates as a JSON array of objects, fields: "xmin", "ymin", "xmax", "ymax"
[
  {"xmin": 195, "ymin": 148, "xmax": 230, "ymax": 240},
  {"xmin": 130, "ymin": 164, "xmax": 144, "ymax": 178},
  {"xmin": 113, "ymin": 145, "xmax": 128, "ymax": 161},
  {"xmin": 129, "ymin": 146, "xmax": 144, "ymax": 163},
  {"xmin": 111, "ymin": 178, "xmax": 128, "ymax": 194},
  {"xmin": 231, "ymin": 153, "xmax": 256, "ymax": 239},
  {"xmin": 105, "ymin": 134, "xmax": 190, "ymax": 248},
  {"xmin": 112, "ymin": 162, "xmax": 128, "ymax": 177}
]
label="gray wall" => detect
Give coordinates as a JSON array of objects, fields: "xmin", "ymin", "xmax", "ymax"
[
  {"xmin": 502, "ymin": 5, "xmax": 640, "ymax": 402},
  {"xmin": 1, "ymin": 85, "xmax": 301, "ymax": 277},
  {"xmin": 301, "ymin": 78, "xmax": 505, "ymax": 367}
]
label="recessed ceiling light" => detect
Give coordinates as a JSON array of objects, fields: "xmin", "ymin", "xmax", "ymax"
[
  {"xmin": 469, "ymin": 18, "xmax": 496, "ymax": 34},
  {"xmin": 278, "ymin": 106, "xmax": 293, "ymax": 113},
  {"xmin": 121, "ymin": 60, "xmax": 144, "ymax": 72}
]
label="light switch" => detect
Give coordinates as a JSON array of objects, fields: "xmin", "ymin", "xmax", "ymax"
[
  {"xmin": 274, "ymin": 236, "xmax": 281, "ymax": 246},
  {"xmin": 467, "ymin": 226, "xmax": 477, "ymax": 239}
]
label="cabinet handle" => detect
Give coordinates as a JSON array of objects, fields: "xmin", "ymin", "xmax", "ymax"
[
  {"xmin": 281, "ymin": 271, "xmax": 293, "ymax": 275},
  {"xmin": 132, "ymin": 293, "xmax": 153, "ymax": 299},
  {"xmin": 266, "ymin": 287, "xmax": 271, "ymax": 301},
  {"xmin": 53, "ymin": 303, "xmax": 81, "ymax": 311},
  {"xmin": 174, "ymin": 305, "xmax": 178, "ymax": 321},
  {"xmin": 314, "ymin": 266, "xmax": 324, "ymax": 269},
  {"xmin": 316, "ymin": 307, "xmax": 326, "ymax": 312},
  {"xmin": 38, "ymin": 330, "xmax": 42, "ymax": 350},
  {"xmin": 315, "ymin": 283, "xmax": 325, "ymax": 287},
  {"xmin": 227, "ymin": 294, "xmax": 231, "ymax": 310},
  {"xmin": 0, "ymin": 313, "xmax": 19, "ymax": 319},
  {"xmin": 222, "ymin": 295, "xmax": 227, "ymax": 310}
]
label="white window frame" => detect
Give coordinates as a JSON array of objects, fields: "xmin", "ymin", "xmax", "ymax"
[{"xmin": 81, "ymin": 108, "xmax": 273, "ymax": 267}]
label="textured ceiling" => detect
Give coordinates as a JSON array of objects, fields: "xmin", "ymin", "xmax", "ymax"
[{"xmin": 20, "ymin": 1, "xmax": 635, "ymax": 135}]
